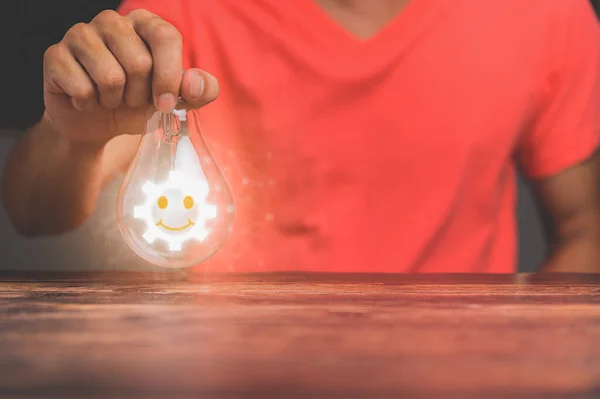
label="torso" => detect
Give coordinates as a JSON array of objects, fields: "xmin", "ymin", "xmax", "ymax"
[{"xmin": 119, "ymin": 0, "xmax": 573, "ymax": 273}]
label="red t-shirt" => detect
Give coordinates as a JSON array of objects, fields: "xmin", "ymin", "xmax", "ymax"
[{"xmin": 118, "ymin": 0, "xmax": 600, "ymax": 273}]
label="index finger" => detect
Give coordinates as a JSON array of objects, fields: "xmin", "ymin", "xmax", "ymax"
[{"xmin": 128, "ymin": 10, "xmax": 182, "ymax": 113}]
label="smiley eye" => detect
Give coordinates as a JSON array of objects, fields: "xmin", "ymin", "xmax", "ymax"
[
  {"xmin": 183, "ymin": 195, "xmax": 194, "ymax": 209},
  {"xmin": 157, "ymin": 196, "xmax": 168, "ymax": 209}
]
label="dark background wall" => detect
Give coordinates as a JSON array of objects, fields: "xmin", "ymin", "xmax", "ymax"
[
  {"xmin": 0, "ymin": 0, "xmax": 597, "ymax": 271},
  {"xmin": 0, "ymin": 1, "xmax": 121, "ymax": 130}
]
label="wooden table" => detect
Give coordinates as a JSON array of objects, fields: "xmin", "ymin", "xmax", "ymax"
[{"xmin": 1, "ymin": 272, "xmax": 600, "ymax": 399}]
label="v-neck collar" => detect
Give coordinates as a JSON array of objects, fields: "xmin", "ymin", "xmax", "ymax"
[
  {"xmin": 304, "ymin": 0, "xmax": 422, "ymax": 43},
  {"xmin": 284, "ymin": 0, "xmax": 447, "ymax": 79}
]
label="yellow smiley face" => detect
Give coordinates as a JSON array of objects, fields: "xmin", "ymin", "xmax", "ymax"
[
  {"xmin": 154, "ymin": 192, "xmax": 197, "ymax": 231},
  {"xmin": 134, "ymin": 170, "xmax": 218, "ymax": 251}
]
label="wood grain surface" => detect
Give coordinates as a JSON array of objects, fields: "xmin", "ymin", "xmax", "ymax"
[{"xmin": 1, "ymin": 272, "xmax": 600, "ymax": 399}]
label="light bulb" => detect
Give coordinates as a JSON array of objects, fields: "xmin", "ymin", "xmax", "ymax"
[{"xmin": 116, "ymin": 102, "xmax": 234, "ymax": 268}]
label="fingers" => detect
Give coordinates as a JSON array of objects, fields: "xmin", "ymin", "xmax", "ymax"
[
  {"xmin": 128, "ymin": 9, "xmax": 183, "ymax": 112},
  {"xmin": 63, "ymin": 21, "xmax": 126, "ymax": 109},
  {"xmin": 43, "ymin": 44, "xmax": 97, "ymax": 111},
  {"xmin": 179, "ymin": 68, "xmax": 220, "ymax": 109},
  {"xmin": 92, "ymin": 10, "xmax": 153, "ymax": 108},
  {"xmin": 45, "ymin": 9, "xmax": 213, "ymax": 115}
]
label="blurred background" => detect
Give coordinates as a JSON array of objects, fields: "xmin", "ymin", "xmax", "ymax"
[{"xmin": 0, "ymin": 0, "xmax": 598, "ymax": 272}]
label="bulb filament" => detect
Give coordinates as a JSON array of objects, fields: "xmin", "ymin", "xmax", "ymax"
[{"xmin": 162, "ymin": 112, "xmax": 182, "ymax": 144}]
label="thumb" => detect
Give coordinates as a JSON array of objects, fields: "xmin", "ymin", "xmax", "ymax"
[{"xmin": 179, "ymin": 68, "xmax": 220, "ymax": 109}]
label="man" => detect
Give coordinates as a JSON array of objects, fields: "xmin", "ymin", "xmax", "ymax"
[{"xmin": 2, "ymin": 0, "xmax": 600, "ymax": 273}]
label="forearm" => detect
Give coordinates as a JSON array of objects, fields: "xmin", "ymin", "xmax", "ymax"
[
  {"xmin": 542, "ymin": 226, "xmax": 600, "ymax": 273},
  {"xmin": 532, "ymin": 150, "xmax": 600, "ymax": 273},
  {"xmin": 1, "ymin": 114, "xmax": 107, "ymax": 236}
]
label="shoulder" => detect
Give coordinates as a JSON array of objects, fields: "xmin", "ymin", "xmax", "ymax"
[
  {"xmin": 480, "ymin": 0, "xmax": 600, "ymax": 67},
  {"xmin": 458, "ymin": 0, "xmax": 598, "ymax": 28},
  {"xmin": 519, "ymin": 0, "xmax": 599, "ymax": 32}
]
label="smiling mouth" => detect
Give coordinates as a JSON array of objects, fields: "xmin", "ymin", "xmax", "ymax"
[{"xmin": 156, "ymin": 219, "xmax": 195, "ymax": 231}]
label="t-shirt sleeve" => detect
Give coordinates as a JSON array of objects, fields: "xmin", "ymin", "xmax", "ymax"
[
  {"xmin": 117, "ymin": 0, "xmax": 194, "ymax": 68},
  {"xmin": 518, "ymin": 0, "xmax": 600, "ymax": 179}
]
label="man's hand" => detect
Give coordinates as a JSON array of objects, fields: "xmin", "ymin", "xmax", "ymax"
[
  {"xmin": 535, "ymin": 153, "xmax": 600, "ymax": 273},
  {"xmin": 2, "ymin": 9, "xmax": 220, "ymax": 236},
  {"xmin": 43, "ymin": 9, "xmax": 219, "ymax": 146}
]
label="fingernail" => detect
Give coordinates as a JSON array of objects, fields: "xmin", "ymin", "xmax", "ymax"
[
  {"xmin": 157, "ymin": 93, "xmax": 176, "ymax": 112},
  {"xmin": 189, "ymin": 73, "xmax": 205, "ymax": 99}
]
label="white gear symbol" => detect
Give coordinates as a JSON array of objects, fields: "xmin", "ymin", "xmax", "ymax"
[{"xmin": 133, "ymin": 170, "xmax": 217, "ymax": 251}]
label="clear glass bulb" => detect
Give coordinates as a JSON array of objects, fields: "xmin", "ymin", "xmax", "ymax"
[{"xmin": 117, "ymin": 104, "xmax": 234, "ymax": 268}]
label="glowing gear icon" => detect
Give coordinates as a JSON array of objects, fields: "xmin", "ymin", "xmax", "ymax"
[{"xmin": 133, "ymin": 170, "xmax": 217, "ymax": 251}]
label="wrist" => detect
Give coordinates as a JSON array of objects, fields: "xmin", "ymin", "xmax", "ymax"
[{"xmin": 39, "ymin": 112, "xmax": 109, "ymax": 154}]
